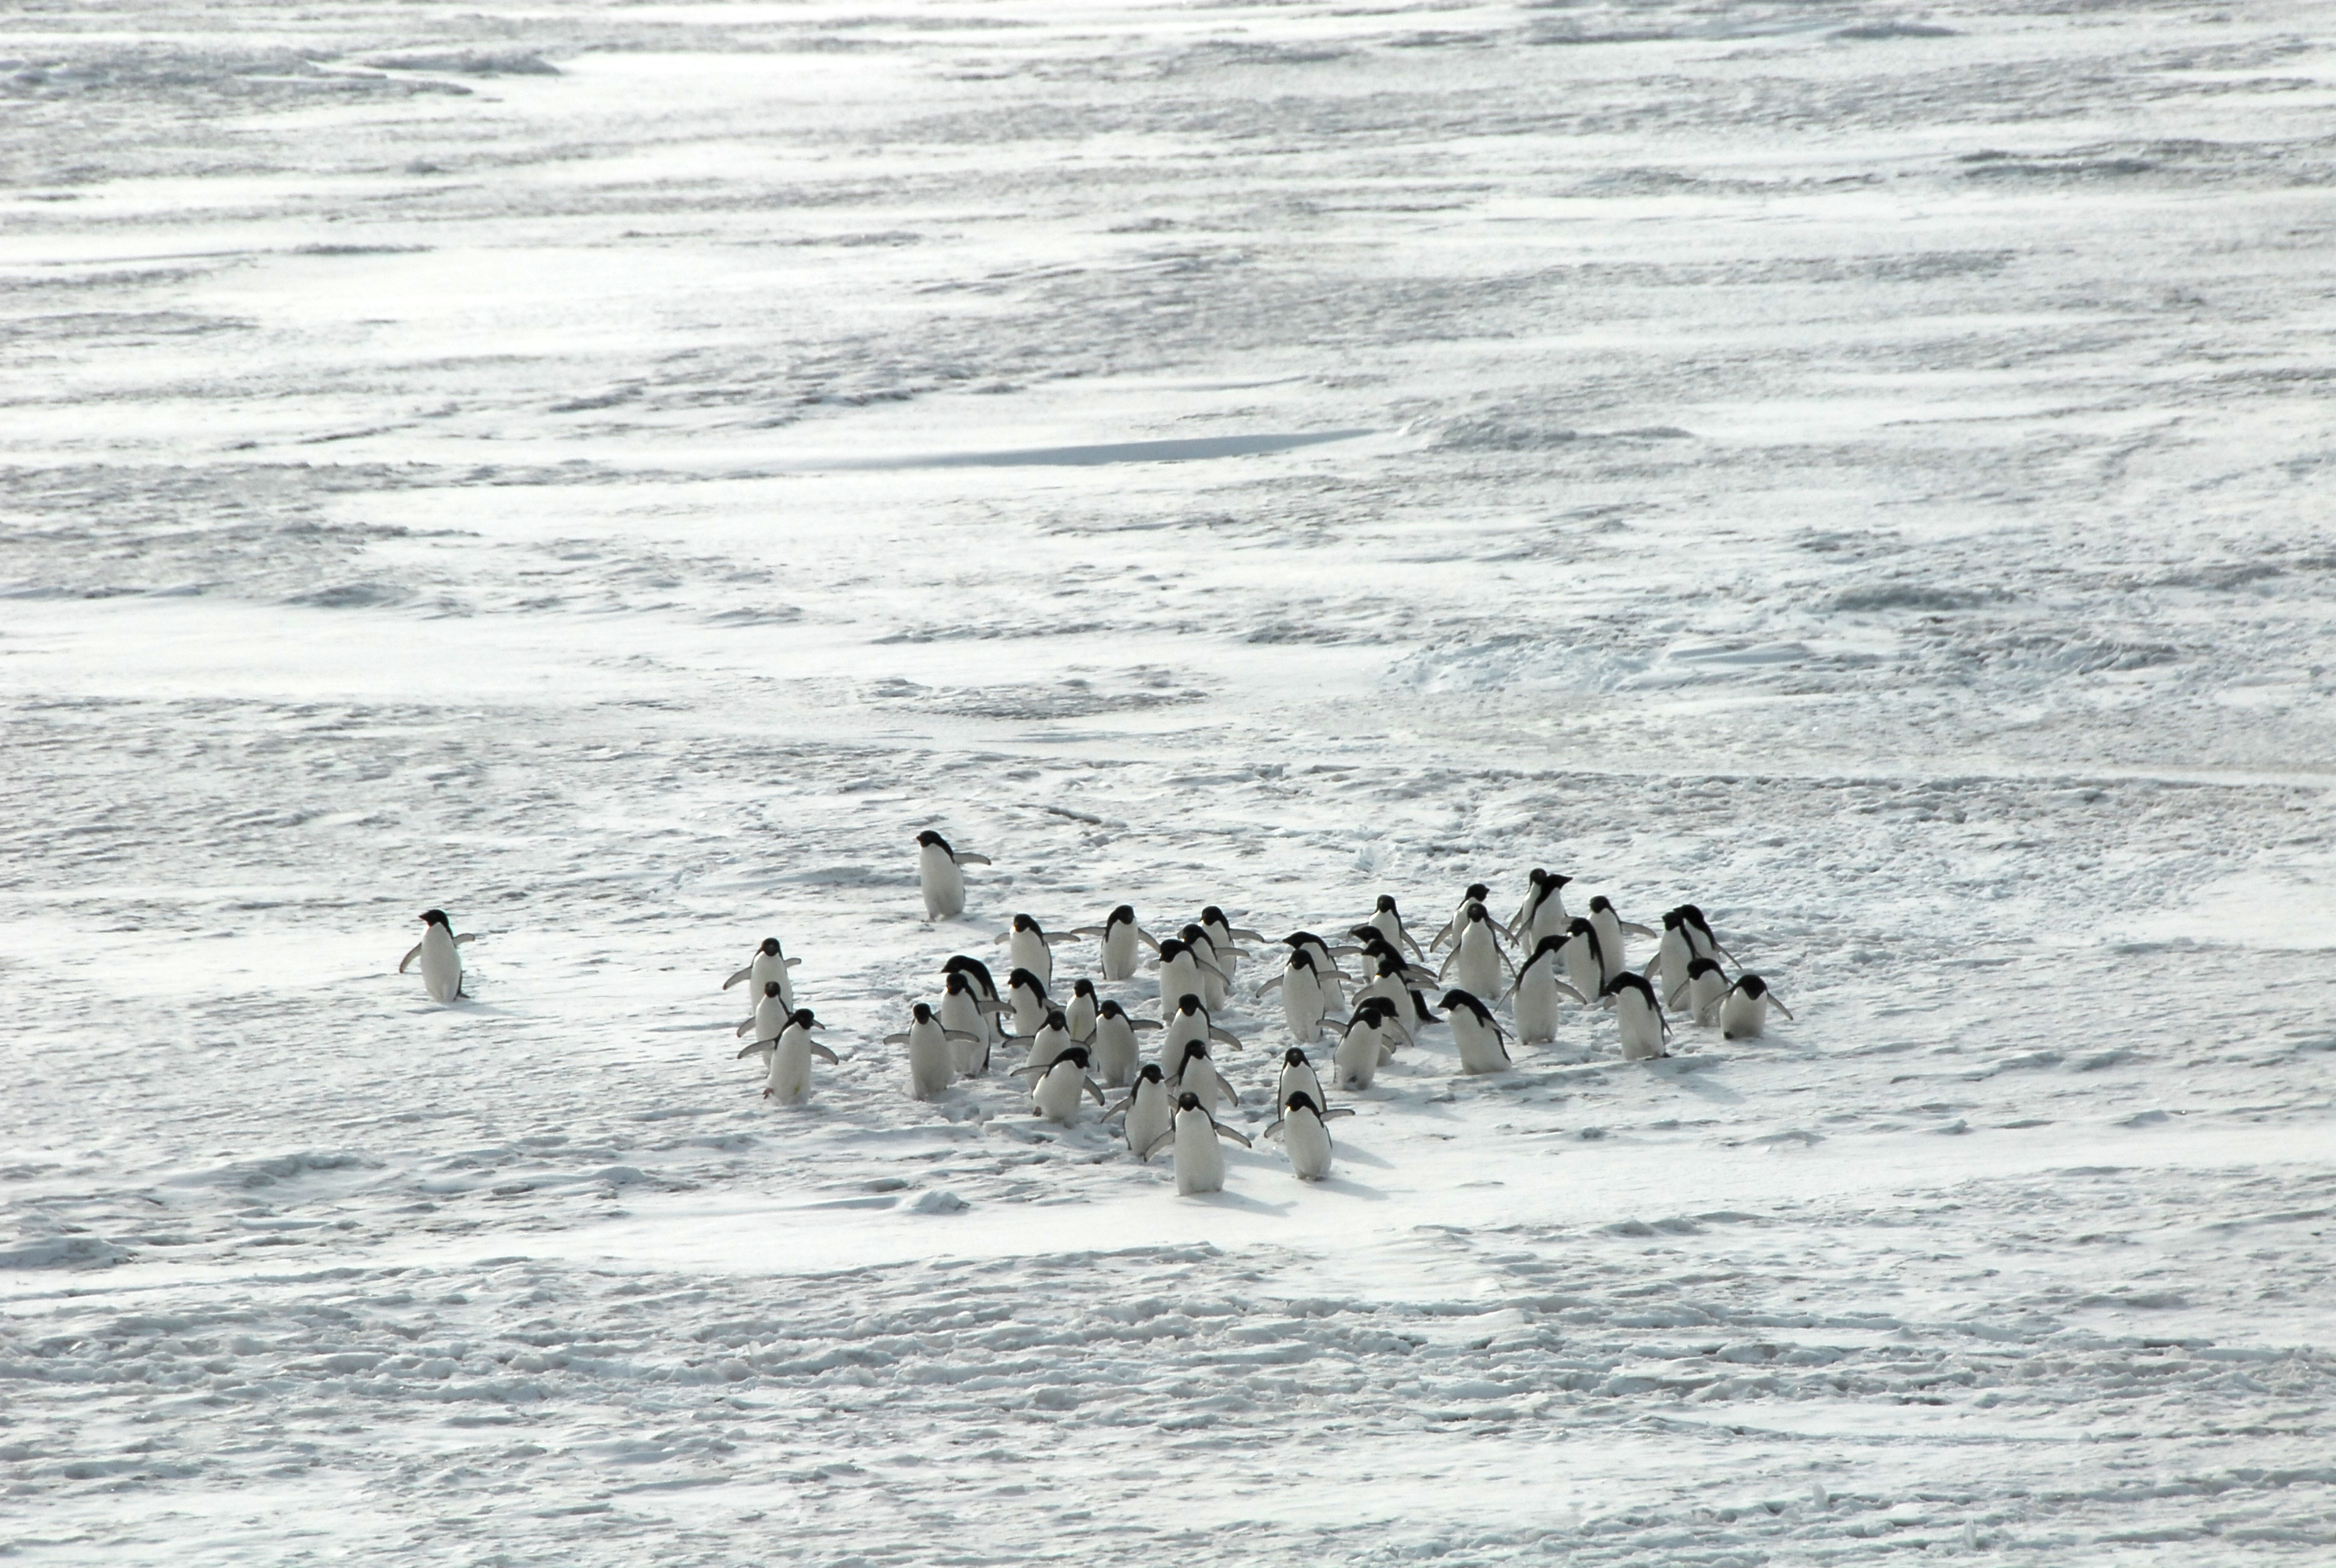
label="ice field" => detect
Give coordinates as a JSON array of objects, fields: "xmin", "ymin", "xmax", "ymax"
[{"xmin": 4, "ymin": 0, "xmax": 2335, "ymax": 1560}]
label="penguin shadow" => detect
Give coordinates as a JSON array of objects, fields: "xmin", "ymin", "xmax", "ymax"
[
  {"xmin": 418, "ymin": 999, "xmax": 518, "ymax": 1017},
  {"xmin": 1645, "ymin": 1056, "xmax": 1742, "ymax": 1103},
  {"xmin": 1182, "ymin": 1178, "xmax": 1291, "ymax": 1217},
  {"xmin": 1310, "ymin": 1173, "xmax": 1390, "ymax": 1201},
  {"xmin": 1323, "ymin": 1140, "xmax": 1395, "ymax": 1171}
]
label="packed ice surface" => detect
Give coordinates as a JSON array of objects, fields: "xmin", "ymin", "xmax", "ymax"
[{"xmin": 5, "ymin": 0, "xmax": 2334, "ymax": 1561}]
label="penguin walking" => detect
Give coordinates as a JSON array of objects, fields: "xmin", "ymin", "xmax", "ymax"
[
  {"xmin": 883, "ymin": 1003, "xmax": 978, "ymax": 1100},
  {"xmin": 1504, "ymin": 936, "xmax": 1590, "ymax": 1045},
  {"xmin": 1087, "ymin": 999, "xmax": 1158, "ymax": 1087},
  {"xmin": 1366, "ymin": 895, "xmax": 1425, "ymax": 961},
  {"xmin": 1063, "ymin": 978, "xmax": 1101, "ymax": 1049},
  {"xmin": 1258, "ymin": 948, "xmax": 1334, "ymax": 1044},
  {"xmin": 1168, "ymin": 1038, "xmax": 1239, "ymax": 1116},
  {"xmin": 1178, "ymin": 923, "xmax": 1241, "ymax": 1011},
  {"xmin": 1587, "ymin": 896, "xmax": 1657, "ymax": 985},
  {"xmin": 1330, "ymin": 997, "xmax": 1402, "ymax": 1091},
  {"xmin": 722, "ymin": 936, "xmax": 799, "ymax": 1011},
  {"xmin": 1004, "ymin": 967, "xmax": 1051, "ymax": 1037},
  {"xmin": 993, "ymin": 913, "xmax": 1056, "ymax": 989},
  {"xmin": 398, "ymin": 910, "xmax": 476, "ymax": 1004},
  {"xmin": 1070, "ymin": 904, "xmax": 1160, "ymax": 982},
  {"xmin": 740, "ymin": 1008, "xmax": 839, "ymax": 1103},
  {"xmin": 1721, "ymin": 974, "xmax": 1794, "ymax": 1040},
  {"xmin": 1668, "ymin": 957, "xmax": 1731, "ymax": 1028},
  {"xmin": 1145, "ymin": 1091, "xmax": 1253, "ymax": 1195},
  {"xmin": 1153, "ymin": 938, "xmax": 1225, "ymax": 1018},
  {"xmin": 737, "ymin": 980, "xmax": 791, "ymax": 1047},
  {"xmin": 1111, "ymin": 1064, "xmax": 1175, "ymax": 1161},
  {"xmin": 1266, "ymin": 1091, "xmax": 1354, "ymax": 1181},
  {"xmin": 1277, "ymin": 1046, "xmax": 1325, "ymax": 1110},
  {"xmin": 1643, "ymin": 911, "xmax": 1696, "ymax": 1007},
  {"xmin": 916, "ymin": 831, "xmax": 990, "ymax": 920},
  {"xmin": 1508, "ymin": 869, "xmax": 1573, "ymax": 946},
  {"xmin": 1429, "ymin": 884, "xmax": 1493, "ymax": 953},
  {"xmin": 1275, "ymin": 932, "xmax": 1349, "ymax": 1006},
  {"xmin": 1162, "ymin": 993, "xmax": 1242, "ymax": 1069},
  {"xmin": 1199, "ymin": 907, "xmax": 1265, "ymax": 985},
  {"xmin": 1556, "ymin": 919, "xmax": 1607, "ymax": 1006},
  {"xmin": 1601, "ymin": 974, "xmax": 1670, "ymax": 1061},
  {"xmin": 1437, "ymin": 903, "xmax": 1512, "ymax": 1003},
  {"xmin": 1014, "ymin": 1044, "xmax": 1108, "ymax": 1125},
  {"xmin": 1007, "ymin": 1008, "xmax": 1078, "ymax": 1074},
  {"xmin": 940, "ymin": 970, "xmax": 1005, "ymax": 1074},
  {"xmin": 1440, "ymin": 989, "xmax": 1512, "ymax": 1074},
  {"xmin": 1676, "ymin": 904, "xmax": 1739, "ymax": 966}
]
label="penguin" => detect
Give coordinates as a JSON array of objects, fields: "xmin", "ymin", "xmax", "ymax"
[
  {"xmin": 1004, "ymin": 967, "xmax": 1051, "ymax": 1037},
  {"xmin": 1601, "ymin": 973, "xmax": 1670, "ymax": 1061},
  {"xmin": 397, "ymin": 909, "xmax": 475, "ymax": 1004},
  {"xmin": 1350, "ymin": 952, "xmax": 1425, "ymax": 1045},
  {"xmin": 1667, "ymin": 957, "xmax": 1731, "ymax": 1028},
  {"xmin": 1144, "ymin": 1091, "xmax": 1252, "ymax": 1195},
  {"xmin": 916, "ymin": 830, "xmax": 990, "ymax": 920},
  {"xmin": 882, "ymin": 1002, "xmax": 978, "ymax": 1100},
  {"xmin": 1366, "ymin": 895, "xmax": 1425, "ymax": 961},
  {"xmin": 1014, "ymin": 1043, "xmax": 1108, "ymax": 1124},
  {"xmin": 1070, "ymin": 904, "xmax": 1159, "ymax": 982},
  {"xmin": 1006, "ymin": 1007, "xmax": 1078, "ymax": 1073},
  {"xmin": 1162, "ymin": 992, "xmax": 1243, "ymax": 1066},
  {"xmin": 1508, "ymin": 869, "xmax": 1573, "ymax": 946},
  {"xmin": 939, "ymin": 970, "xmax": 1004, "ymax": 1074},
  {"xmin": 1265, "ymin": 1091, "xmax": 1354, "ymax": 1181},
  {"xmin": 1643, "ymin": 911, "xmax": 1696, "ymax": 1006},
  {"xmin": 1063, "ymin": 977, "xmax": 1101, "ymax": 1049},
  {"xmin": 1178, "ymin": 923, "xmax": 1240, "ymax": 1011},
  {"xmin": 721, "ymin": 936, "xmax": 799, "ymax": 1010},
  {"xmin": 1437, "ymin": 902, "xmax": 1512, "ymax": 1003},
  {"xmin": 1350, "ymin": 930, "xmax": 1437, "ymax": 992},
  {"xmin": 1110, "ymin": 1064, "xmax": 1175, "ymax": 1161},
  {"xmin": 1330, "ymin": 997, "xmax": 1401, "ymax": 1091},
  {"xmin": 1198, "ymin": 907, "xmax": 1265, "ymax": 983},
  {"xmin": 1676, "ymin": 903, "xmax": 1739, "ymax": 966},
  {"xmin": 1721, "ymin": 974, "xmax": 1794, "ymax": 1040},
  {"xmin": 1587, "ymin": 896, "xmax": 1656, "ymax": 985},
  {"xmin": 1168, "ymin": 1037, "xmax": 1238, "ymax": 1116},
  {"xmin": 1153, "ymin": 938, "xmax": 1224, "ymax": 1017},
  {"xmin": 1504, "ymin": 935, "xmax": 1590, "ymax": 1045},
  {"xmin": 1556, "ymin": 919, "xmax": 1606, "ymax": 1007},
  {"xmin": 992, "ymin": 912, "xmax": 1056, "ymax": 989},
  {"xmin": 737, "ymin": 979, "xmax": 791, "ymax": 1046},
  {"xmin": 1088, "ymin": 999, "xmax": 1158, "ymax": 1087},
  {"xmin": 1429, "ymin": 884, "xmax": 1493, "ymax": 952},
  {"xmin": 1439, "ymin": 988, "xmax": 1512, "ymax": 1074},
  {"xmin": 743, "ymin": 1008, "xmax": 839, "ymax": 1103},
  {"xmin": 1258, "ymin": 947, "xmax": 1333, "ymax": 1043},
  {"xmin": 1277, "ymin": 1046, "xmax": 1325, "ymax": 1111}
]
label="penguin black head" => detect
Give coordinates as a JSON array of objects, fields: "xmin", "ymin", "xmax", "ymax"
[
  {"xmin": 1531, "ymin": 933, "xmax": 1567, "ymax": 961},
  {"xmin": 1012, "ymin": 912, "xmax": 1041, "ymax": 934},
  {"xmin": 1180, "ymin": 923, "xmax": 1209, "ymax": 945},
  {"xmin": 1370, "ymin": 953, "xmax": 1407, "ymax": 979},
  {"xmin": 1375, "ymin": 894, "xmax": 1399, "ymax": 914},
  {"xmin": 1348, "ymin": 924, "xmax": 1382, "ymax": 946},
  {"xmin": 1098, "ymin": 999, "xmax": 1129, "ymax": 1020},
  {"xmin": 1072, "ymin": 978, "xmax": 1096, "ymax": 999},
  {"xmin": 1200, "ymin": 905, "xmax": 1228, "ymax": 926},
  {"xmin": 1438, "ymin": 988, "xmax": 1491, "ymax": 1022},
  {"xmin": 1464, "ymin": 882, "xmax": 1490, "ymax": 903},
  {"xmin": 1602, "ymin": 973, "xmax": 1654, "ymax": 1003},
  {"xmin": 916, "ymin": 829, "xmax": 953, "ymax": 853},
  {"xmin": 1660, "ymin": 910, "xmax": 1683, "ymax": 929},
  {"xmin": 1008, "ymin": 968, "xmax": 1047, "ymax": 997},
  {"xmin": 419, "ymin": 909, "xmax": 449, "ymax": 927},
  {"xmin": 790, "ymin": 1008, "xmax": 820, "ymax": 1028},
  {"xmin": 758, "ymin": 936, "xmax": 782, "ymax": 956},
  {"xmin": 1137, "ymin": 1063, "xmax": 1165, "ymax": 1086},
  {"xmin": 1176, "ymin": 1091, "xmax": 1203, "ymax": 1112},
  {"xmin": 1678, "ymin": 903, "xmax": 1708, "ymax": 927},
  {"xmin": 1528, "ymin": 868, "xmax": 1550, "ymax": 888},
  {"xmin": 1178, "ymin": 1039, "xmax": 1211, "ymax": 1064},
  {"xmin": 1687, "ymin": 957, "xmax": 1724, "ymax": 978},
  {"xmin": 764, "ymin": 981, "xmax": 782, "ymax": 998},
  {"xmin": 1287, "ymin": 948, "xmax": 1318, "ymax": 973},
  {"xmin": 909, "ymin": 1002, "xmax": 934, "ymax": 1023},
  {"xmin": 1282, "ymin": 1046, "xmax": 1310, "ymax": 1067},
  {"xmin": 1589, "ymin": 895, "xmax": 1615, "ymax": 914},
  {"xmin": 945, "ymin": 970, "xmax": 974, "ymax": 995},
  {"xmin": 1567, "ymin": 916, "xmax": 1595, "ymax": 936},
  {"xmin": 1177, "ymin": 993, "xmax": 1204, "ymax": 1015},
  {"xmin": 1465, "ymin": 901, "xmax": 1489, "ymax": 922},
  {"xmin": 942, "ymin": 953, "xmax": 995, "ymax": 989},
  {"xmin": 1043, "ymin": 1007, "xmax": 1069, "ymax": 1032},
  {"xmin": 1550, "ymin": 873, "xmax": 1574, "ymax": 889},
  {"xmin": 1282, "ymin": 931, "xmax": 1323, "ymax": 950},
  {"xmin": 1110, "ymin": 903, "xmax": 1137, "ymax": 925},
  {"xmin": 1734, "ymin": 974, "xmax": 1770, "ymax": 998},
  {"xmin": 1352, "ymin": 996, "xmax": 1396, "ymax": 1024},
  {"xmin": 1283, "ymin": 1090, "xmax": 1321, "ymax": 1117},
  {"xmin": 1052, "ymin": 1045, "xmax": 1091, "ymax": 1071}
]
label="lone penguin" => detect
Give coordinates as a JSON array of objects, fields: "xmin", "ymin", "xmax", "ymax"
[
  {"xmin": 398, "ymin": 909, "xmax": 475, "ymax": 1004},
  {"xmin": 916, "ymin": 830, "xmax": 990, "ymax": 920}
]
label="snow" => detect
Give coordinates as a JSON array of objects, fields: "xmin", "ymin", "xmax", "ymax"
[{"xmin": 6, "ymin": 0, "xmax": 2335, "ymax": 1561}]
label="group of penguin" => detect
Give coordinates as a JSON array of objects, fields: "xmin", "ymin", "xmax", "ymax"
[
  {"xmin": 397, "ymin": 830, "xmax": 1795, "ymax": 1199},
  {"xmin": 713, "ymin": 831, "xmax": 1796, "ymax": 1198}
]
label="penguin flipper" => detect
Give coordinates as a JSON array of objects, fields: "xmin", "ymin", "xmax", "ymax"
[
  {"xmin": 736, "ymin": 1041, "xmax": 774, "ymax": 1060},
  {"xmin": 1229, "ymin": 927, "xmax": 1266, "ymax": 943},
  {"xmin": 1103, "ymin": 1096, "xmax": 1131, "ymax": 1117},
  {"xmin": 1213, "ymin": 1123, "xmax": 1253, "ymax": 1149},
  {"xmin": 453, "ymin": 932, "xmax": 476, "ymax": 945},
  {"xmin": 1141, "ymin": 1132, "xmax": 1176, "ymax": 1160},
  {"xmin": 1137, "ymin": 929, "xmax": 1162, "ymax": 953},
  {"xmin": 1084, "ymin": 1078, "xmax": 1106, "ymax": 1107},
  {"xmin": 724, "ymin": 966, "xmax": 753, "ymax": 990},
  {"xmin": 1067, "ymin": 926, "xmax": 1106, "ymax": 939},
  {"xmin": 1320, "ymin": 1107, "xmax": 1357, "ymax": 1121},
  {"xmin": 1435, "ymin": 949, "xmax": 1458, "ymax": 982},
  {"xmin": 957, "ymin": 853, "xmax": 992, "ymax": 866},
  {"xmin": 1641, "ymin": 956, "xmax": 1660, "ymax": 979},
  {"xmin": 1254, "ymin": 975, "xmax": 1285, "ymax": 998},
  {"xmin": 398, "ymin": 943, "xmax": 423, "ymax": 973},
  {"xmin": 810, "ymin": 1043, "xmax": 841, "ymax": 1065},
  {"xmin": 881, "ymin": 1032, "xmax": 911, "ymax": 1045},
  {"xmin": 1771, "ymin": 998, "xmax": 1796, "ymax": 1021},
  {"xmin": 943, "ymin": 1030, "xmax": 981, "ymax": 1045},
  {"xmin": 1208, "ymin": 1027, "xmax": 1243, "ymax": 1049},
  {"xmin": 1400, "ymin": 933, "xmax": 1425, "ymax": 961},
  {"xmin": 1665, "ymin": 979, "xmax": 1692, "ymax": 1008},
  {"xmin": 1623, "ymin": 921, "xmax": 1657, "ymax": 940},
  {"xmin": 1556, "ymin": 982, "xmax": 1589, "ymax": 1005},
  {"xmin": 1007, "ymin": 1063, "xmax": 1045, "ymax": 1078},
  {"xmin": 736, "ymin": 1017, "xmax": 755, "ymax": 1037},
  {"xmin": 784, "ymin": 957, "xmax": 802, "ymax": 968},
  {"xmin": 991, "ymin": 931, "xmax": 1012, "ymax": 945},
  {"xmin": 1262, "ymin": 1118, "xmax": 1284, "ymax": 1139},
  {"xmin": 1128, "ymin": 1018, "xmax": 1162, "ymax": 1032}
]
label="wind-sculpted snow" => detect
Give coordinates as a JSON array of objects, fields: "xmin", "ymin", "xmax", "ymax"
[{"xmin": 5, "ymin": 0, "xmax": 2334, "ymax": 1560}]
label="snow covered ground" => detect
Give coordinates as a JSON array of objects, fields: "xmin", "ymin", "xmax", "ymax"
[{"xmin": 5, "ymin": 0, "xmax": 2334, "ymax": 1560}]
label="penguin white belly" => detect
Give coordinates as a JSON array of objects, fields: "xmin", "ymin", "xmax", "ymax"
[
  {"xmin": 1178, "ymin": 1056, "xmax": 1232, "ymax": 1115},
  {"xmin": 753, "ymin": 996, "xmax": 789, "ymax": 1045},
  {"xmin": 1279, "ymin": 1062, "xmax": 1324, "ymax": 1108},
  {"xmin": 1011, "ymin": 932, "xmax": 1053, "ymax": 988},
  {"xmin": 1126, "ymin": 1092, "xmax": 1173, "ymax": 1161},
  {"xmin": 1280, "ymin": 972, "xmax": 1326, "ymax": 1043},
  {"xmin": 1721, "ymin": 991, "xmax": 1769, "ymax": 1040},
  {"xmin": 1687, "ymin": 972, "xmax": 1729, "ymax": 1028},
  {"xmin": 1616, "ymin": 995, "xmax": 1666, "ymax": 1060},
  {"xmin": 1032, "ymin": 1064, "xmax": 1086, "ymax": 1124},
  {"xmin": 1091, "ymin": 1021, "xmax": 1138, "ymax": 1086},
  {"xmin": 907, "ymin": 1025, "xmax": 953, "ymax": 1099},
  {"xmin": 418, "ymin": 928, "xmax": 462, "ymax": 1004},
  {"xmin": 1452, "ymin": 1015, "xmax": 1509, "ymax": 1074},
  {"xmin": 1206, "ymin": 928, "xmax": 1241, "ymax": 982},
  {"xmin": 920, "ymin": 847, "xmax": 966, "ymax": 920},
  {"xmin": 1562, "ymin": 941, "xmax": 1602, "ymax": 1004},
  {"xmin": 940, "ymin": 993, "xmax": 990, "ymax": 1072},
  {"xmin": 1451, "ymin": 931, "xmax": 1502, "ymax": 1001},
  {"xmin": 1356, "ymin": 976, "xmax": 1412, "ymax": 1036},
  {"xmin": 1591, "ymin": 911, "xmax": 1628, "ymax": 983},
  {"xmin": 766, "ymin": 1038, "xmax": 814, "ymax": 1103},
  {"xmin": 1024, "ymin": 1027, "xmax": 1070, "ymax": 1073},
  {"xmin": 1159, "ymin": 955, "xmax": 1203, "ymax": 1012},
  {"xmin": 1333, "ymin": 1026, "xmax": 1383, "ymax": 1090},
  {"xmin": 1173, "ymin": 1115, "xmax": 1226, "ymax": 1195},
  {"xmin": 1530, "ymin": 900, "xmax": 1569, "ymax": 946},
  {"xmin": 1011, "ymin": 992, "xmax": 1048, "ymax": 1037},
  {"xmin": 1651, "ymin": 929, "xmax": 1691, "ymax": 1001},
  {"xmin": 1370, "ymin": 910, "xmax": 1404, "ymax": 950},
  {"xmin": 1100, "ymin": 925, "xmax": 1140, "ymax": 981},
  {"xmin": 1283, "ymin": 1111, "xmax": 1335, "ymax": 1181},
  {"xmin": 1513, "ymin": 970, "xmax": 1560, "ymax": 1045},
  {"xmin": 750, "ymin": 953, "xmax": 793, "ymax": 1010}
]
